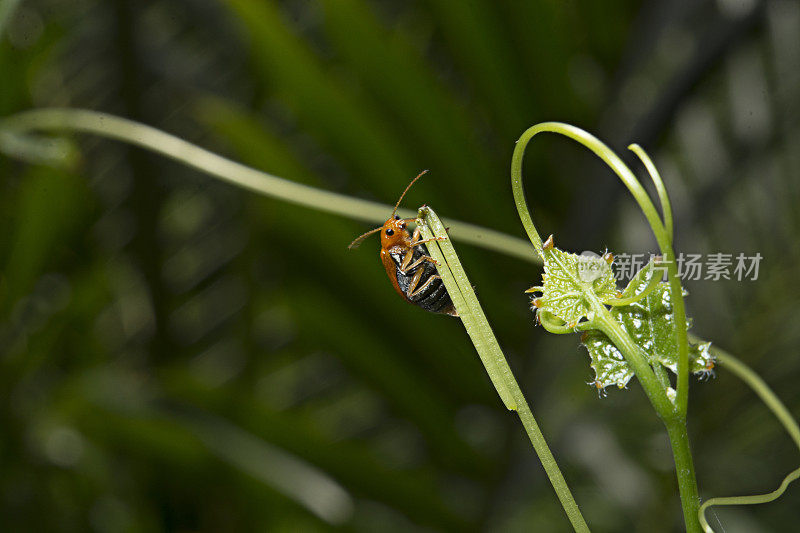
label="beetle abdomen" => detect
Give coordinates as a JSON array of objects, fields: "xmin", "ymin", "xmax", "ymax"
[{"xmin": 392, "ymin": 244, "xmax": 456, "ymax": 315}]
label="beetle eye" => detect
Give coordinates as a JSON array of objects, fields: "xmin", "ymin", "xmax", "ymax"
[
  {"xmin": 385, "ymin": 228, "xmax": 394, "ymax": 236},
  {"xmin": 394, "ymin": 215, "xmax": 401, "ymax": 220},
  {"xmin": 400, "ymin": 223, "xmax": 406, "ymax": 229}
]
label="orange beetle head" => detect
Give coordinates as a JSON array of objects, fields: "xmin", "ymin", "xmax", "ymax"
[{"xmin": 380, "ymin": 215, "xmax": 413, "ymax": 249}]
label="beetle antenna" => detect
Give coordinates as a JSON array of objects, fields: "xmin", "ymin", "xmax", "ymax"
[
  {"xmin": 348, "ymin": 226, "xmax": 383, "ymax": 249},
  {"xmin": 391, "ymin": 169, "xmax": 429, "ymax": 217}
]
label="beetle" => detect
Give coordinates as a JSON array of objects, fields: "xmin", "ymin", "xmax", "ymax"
[{"xmin": 348, "ymin": 171, "xmax": 457, "ymax": 316}]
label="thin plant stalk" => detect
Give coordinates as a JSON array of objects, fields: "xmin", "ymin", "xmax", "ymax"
[
  {"xmin": 417, "ymin": 206, "xmax": 590, "ymax": 533},
  {"xmin": 704, "ymin": 342, "xmax": 800, "ymax": 449},
  {"xmin": 0, "ymin": 107, "xmax": 537, "ymax": 263}
]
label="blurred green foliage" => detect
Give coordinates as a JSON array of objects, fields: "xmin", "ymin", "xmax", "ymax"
[{"xmin": 1, "ymin": 0, "xmax": 799, "ymax": 531}]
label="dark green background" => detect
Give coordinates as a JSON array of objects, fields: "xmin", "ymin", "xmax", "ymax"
[{"xmin": 1, "ymin": 0, "xmax": 798, "ymax": 531}]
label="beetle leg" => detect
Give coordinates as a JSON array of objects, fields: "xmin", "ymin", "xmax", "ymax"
[
  {"xmin": 399, "ymin": 248, "xmax": 415, "ymax": 271},
  {"xmin": 399, "ymin": 254, "xmax": 439, "ymax": 275},
  {"xmin": 410, "ymin": 227, "xmax": 446, "ymax": 246},
  {"xmin": 412, "ymin": 236, "xmax": 447, "ymax": 246},
  {"xmin": 409, "ymin": 226, "xmax": 446, "ymax": 248},
  {"xmin": 408, "ymin": 274, "xmax": 442, "ymax": 299},
  {"xmin": 406, "ymin": 268, "xmax": 424, "ymax": 296}
]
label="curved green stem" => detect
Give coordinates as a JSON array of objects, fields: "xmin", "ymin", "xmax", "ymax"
[
  {"xmin": 418, "ymin": 206, "xmax": 589, "ymax": 533},
  {"xmin": 510, "ymin": 135, "xmax": 545, "ymax": 257},
  {"xmin": 604, "ymin": 268, "xmax": 662, "ymax": 306},
  {"xmin": 537, "ymin": 311, "xmax": 577, "ymax": 335},
  {"xmin": 698, "ymin": 467, "xmax": 800, "ymax": 533},
  {"xmin": 693, "ymin": 341, "xmax": 800, "ymax": 532},
  {"xmin": 0, "ymin": 107, "xmax": 538, "ymax": 264},
  {"xmin": 537, "ymin": 311, "xmax": 597, "ymax": 335},
  {"xmin": 512, "ymin": 123, "xmax": 668, "ymax": 249},
  {"xmin": 629, "ymin": 144, "xmax": 674, "ymax": 242}
]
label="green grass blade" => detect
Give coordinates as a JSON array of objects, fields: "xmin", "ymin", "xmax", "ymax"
[{"xmin": 417, "ymin": 206, "xmax": 590, "ymax": 533}]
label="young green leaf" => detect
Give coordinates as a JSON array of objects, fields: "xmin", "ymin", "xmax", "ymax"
[
  {"xmin": 528, "ymin": 236, "xmax": 617, "ymax": 324},
  {"xmin": 582, "ymin": 282, "xmax": 714, "ymax": 391}
]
